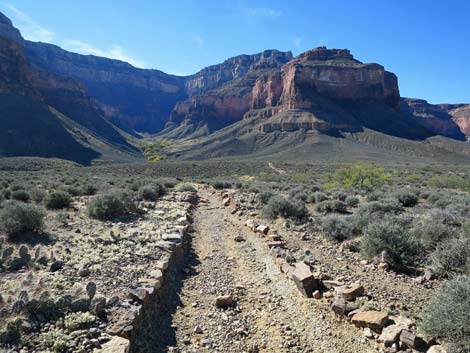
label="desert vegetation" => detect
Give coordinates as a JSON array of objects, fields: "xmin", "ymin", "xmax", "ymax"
[{"xmin": 0, "ymin": 158, "xmax": 469, "ymax": 352}]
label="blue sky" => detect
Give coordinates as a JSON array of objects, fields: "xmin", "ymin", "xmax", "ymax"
[{"xmin": 2, "ymin": 0, "xmax": 469, "ymax": 103}]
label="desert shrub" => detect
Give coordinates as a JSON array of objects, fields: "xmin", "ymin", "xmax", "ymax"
[
  {"xmin": 289, "ymin": 186, "xmax": 312, "ymax": 202},
  {"xmin": 396, "ymin": 189, "xmax": 419, "ymax": 207},
  {"xmin": 262, "ymin": 195, "xmax": 308, "ymax": 220},
  {"xmin": 429, "ymin": 175, "xmax": 470, "ymax": 191},
  {"xmin": 138, "ymin": 183, "xmax": 166, "ymax": 201},
  {"xmin": 314, "ymin": 192, "xmax": 329, "ymax": 203},
  {"xmin": 0, "ymin": 200, "xmax": 45, "ymax": 236},
  {"xmin": 361, "ymin": 216, "xmax": 418, "ymax": 271},
  {"xmin": 430, "ymin": 238, "xmax": 470, "ymax": 277},
  {"xmin": 31, "ymin": 188, "xmax": 47, "ymax": 203},
  {"xmin": 11, "ymin": 190, "xmax": 30, "ymax": 202},
  {"xmin": 174, "ymin": 183, "xmax": 196, "ymax": 192},
  {"xmin": 326, "ymin": 161, "xmax": 391, "ymax": 191},
  {"xmin": 332, "ymin": 190, "xmax": 348, "ymax": 201},
  {"xmin": 82, "ymin": 184, "xmax": 98, "ymax": 196},
  {"xmin": 87, "ymin": 191, "xmax": 136, "ymax": 220},
  {"xmin": 345, "ymin": 195, "xmax": 360, "ymax": 208},
  {"xmin": 257, "ymin": 190, "xmax": 275, "ymax": 205},
  {"xmin": 430, "ymin": 208, "xmax": 461, "ymax": 226},
  {"xmin": 366, "ymin": 191, "xmax": 382, "ymax": 202},
  {"xmin": 65, "ymin": 186, "xmax": 82, "ymax": 197},
  {"xmin": 420, "ymin": 275, "xmax": 470, "ymax": 349},
  {"xmin": 316, "ymin": 200, "xmax": 347, "ymax": 214},
  {"xmin": 321, "ymin": 215, "xmax": 354, "ymax": 241},
  {"xmin": 211, "ymin": 181, "xmax": 232, "ymax": 190},
  {"xmin": 45, "ymin": 191, "xmax": 72, "ymax": 209},
  {"xmin": 412, "ymin": 221, "xmax": 453, "ymax": 250}
]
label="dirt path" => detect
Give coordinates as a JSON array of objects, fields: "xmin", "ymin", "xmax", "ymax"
[
  {"xmin": 268, "ymin": 161, "xmax": 286, "ymax": 174},
  {"xmin": 157, "ymin": 189, "xmax": 377, "ymax": 353}
]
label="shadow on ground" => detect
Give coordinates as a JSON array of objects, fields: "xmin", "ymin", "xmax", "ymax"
[{"xmin": 130, "ymin": 234, "xmax": 201, "ymax": 353}]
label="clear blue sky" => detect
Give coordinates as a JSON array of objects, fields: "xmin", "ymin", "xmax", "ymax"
[{"xmin": 2, "ymin": 0, "xmax": 469, "ymax": 103}]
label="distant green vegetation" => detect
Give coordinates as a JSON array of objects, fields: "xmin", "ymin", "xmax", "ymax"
[
  {"xmin": 142, "ymin": 140, "xmax": 173, "ymax": 162},
  {"xmin": 324, "ymin": 161, "xmax": 391, "ymax": 191}
]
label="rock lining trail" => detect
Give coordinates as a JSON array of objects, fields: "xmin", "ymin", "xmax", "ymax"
[{"xmin": 150, "ymin": 188, "xmax": 376, "ymax": 353}]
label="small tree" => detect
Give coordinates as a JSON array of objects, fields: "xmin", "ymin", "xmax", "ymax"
[{"xmin": 326, "ymin": 162, "xmax": 391, "ymax": 191}]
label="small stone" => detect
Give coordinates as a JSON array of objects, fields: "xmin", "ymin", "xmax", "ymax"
[
  {"xmin": 50, "ymin": 260, "xmax": 64, "ymax": 272},
  {"xmin": 215, "ymin": 295, "xmax": 233, "ymax": 308},
  {"xmin": 427, "ymin": 346, "xmax": 447, "ymax": 353},
  {"xmin": 378, "ymin": 324, "xmax": 403, "ymax": 346},
  {"xmin": 363, "ymin": 328, "xmax": 374, "ymax": 339},
  {"xmin": 194, "ymin": 325, "xmax": 203, "ymax": 334},
  {"xmin": 256, "ymin": 225, "xmax": 269, "ymax": 235},
  {"xmin": 234, "ymin": 235, "xmax": 245, "ymax": 242},
  {"xmin": 336, "ymin": 283, "xmax": 365, "ymax": 301},
  {"xmin": 400, "ymin": 330, "xmax": 429, "ymax": 351},
  {"xmin": 78, "ymin": 267, "xmax": 90, "ymax": 277},
  {"xmin": 351, "ymin": 311, "xmax": 389, "ymax": 330},
  {"xmin": 378, "ymin": 262, "xmax": 389, "ymax": 271},
  {"xmin": 292, "ymin": 262, "xmax": 319, "ymax": 298},
  {"xmin": 331, "ymin": 298, "xmax": 358, "ymax": 316}
]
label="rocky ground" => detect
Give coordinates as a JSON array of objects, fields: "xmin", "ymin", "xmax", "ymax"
[
  {"xmin": 0, "ymin": 191, "xmax": 196, "ymax": 353},
  {"xmin": 0, "ymin": 185, "xmax": 451, "ymax": 353}
]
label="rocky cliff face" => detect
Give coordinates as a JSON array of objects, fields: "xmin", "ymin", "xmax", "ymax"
[
  {"xmin": 184, "ymin": 50, "xmax": 293, "ymax": 95},
  {"xmin": 442, "ymin": 104, "xmax": 470, "ymax": 139},
  {"xmin": 250, "ymin": 47, "xmax": 400, "ymax": 115},
  {"xmin": 401, "ymin": 98, "xmax": 467, "ymax": 140},
  {"xmin": 162, "ymin": 50, "xmax": 293, "ymax": 137},
  {"xmin": 25, "ymin": 41, "xmax": 187, "ymax": 133},
  {"xmin": 0, "ymin": 27, "xmax": 137, "ymax": 163}
]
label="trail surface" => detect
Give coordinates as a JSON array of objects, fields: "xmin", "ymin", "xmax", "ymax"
[{"xmin": 153, "ymin": 188, "xmax": 375, "ymax": 353}]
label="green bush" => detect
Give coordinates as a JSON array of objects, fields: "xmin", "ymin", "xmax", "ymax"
[
  {"xmin": 396, "ymin": 189, "xmax": 419, "ymax": 207},
  {"xmin": 174, "ymin": 183, "xmax": 196, "ymax": 192},
  {"xmin": 211, "ymin": 181, "xmax": 232, "ymax": 190},
  {"xmin": 345, "ymin": 195, "xmax": 360, "ymax": 208},
  {"xmin": 257, "ymin": 190, "xmax": 275, "ymax": 205},
  {"xmin": 316, "ymin": 200, "xmax": 347, "ymax": 214},
  {"xmin": 321, "ymin": 215, "xmax": 353, "ymax": 241},
  {"xmin": 82, "ymin": 184, "xmax": 98, "ymax": 196},
  {"xmin": 412, "ymin": 221, "xmax": 453, "ymax": 250},
  {"xmin": 420, "ymin": 275, "xmax": 470, "ymax": 349},
  {"xmin": 430, "ymin": 238, "xmax": 470, "ymax": 277},
  {"xmin": 262, "ymin": 195, "xmax": 308, "ymax": 220},
  {"xmin": 138, "ymin": 183, "xmax": 166, "ymax": 201},
  {"xmin": 361, "ymin": 217, "xmax": 418, "ymax": 271},
  {"xmin": 11, "ymin": 190, "xmax": 30, "ymax": 202},
  {"xmin": 87, "ymin": 191, "xmax": 137, "ymax": 220},
  {"xmin": 0, "ymin": 200, "xmax": 45, "ymax": 236},
  {"xmin": 326, "ymin": 162, "xmax": 391, "ymax": 191},
  {"xmin": 31, "ymin": 188, "xmax": 47, "ymax": 203},
  {"xmin": 314, "ymin": 192, "xmax": 329, "ymax": 203},
  {"xmin": 45, "ymin": 191, "xmax": 72, "ymax": 209}
]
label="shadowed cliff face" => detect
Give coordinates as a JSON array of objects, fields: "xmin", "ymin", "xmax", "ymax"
[
  {"xmin": 401, "ymin": 98, "xmax": 467, "ymax": 141},
  {"xmin": 24, "ymin": 41, "xmax": 188, "ymax": 134},
  {"xmin": 0, "ymin": 37, "xmax": 100, "ymax": 164}
]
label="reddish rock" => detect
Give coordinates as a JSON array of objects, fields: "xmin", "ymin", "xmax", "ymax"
[
  {"xmin": 291, "ymin": 262, "xmax": 319, "ymax": 297},
  {"xmin": 351, "ymin": 311, "xmax": 389, "ymax": 330}
]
